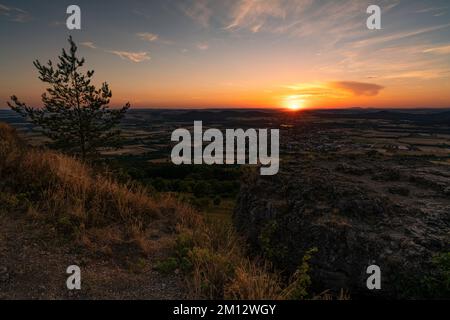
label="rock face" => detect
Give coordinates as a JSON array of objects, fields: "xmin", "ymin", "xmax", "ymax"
[{"xmin": 234, "ymin": 157, "xmax": 450, "ymax": 299}]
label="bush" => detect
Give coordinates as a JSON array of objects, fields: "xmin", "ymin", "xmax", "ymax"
[{"xmin": 155, "ymin": 257, "xmax": 179, "ymax": 275}]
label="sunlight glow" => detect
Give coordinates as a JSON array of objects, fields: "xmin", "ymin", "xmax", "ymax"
[{"xmin": 284, "ymin": 96, "xmax": 305, "ymax": 111}]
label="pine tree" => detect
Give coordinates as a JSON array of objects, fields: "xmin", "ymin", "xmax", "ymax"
[{"xmin": 8, "ymin": 36, "xmax": 130, "ymax": 160}]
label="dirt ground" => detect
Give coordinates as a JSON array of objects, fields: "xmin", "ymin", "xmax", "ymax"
[{"xmin": 0, "ymin": 213, "xmax": 185, "ymax": 300}]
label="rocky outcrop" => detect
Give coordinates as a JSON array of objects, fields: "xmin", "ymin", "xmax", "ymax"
[{"xmin": 234, "ymin": 157, "xmax": 450, "ymax": 299}]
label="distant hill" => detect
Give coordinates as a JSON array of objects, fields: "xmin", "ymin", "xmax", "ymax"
[
  {"xmin": 157, "ymin": 109, "xmax": 279, "ymax": 122},
  {"xmin": 3, "ymin": 107, "xmax": 450, "ymax": 127},
  {"xmin": 305, "ymin": 109, "xmax": 450, "ymax": 125}
]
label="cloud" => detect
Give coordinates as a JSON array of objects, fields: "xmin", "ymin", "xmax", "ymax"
[
  {"xmin": 251, "ymin": 23, "xmax": 263, "ymax": 33},
  {"xmin": 180, "ymin": 0, "xmax": 212, "ymax": 27},
  {"xmin": 416, "ymin": 6, "xmax": 448, "ymax": 15},
  {"xmin": 383, "ymin": 69, "xmax": 449, "ymax": 80},
  {"xmin": 137, "ymin": 32, "xmax": 174, "ymax": 45},
  {"xmin": 222, "ymin": 0, "xmax": 389, "ymax": 39},
  {"xmin": 109, "ymin": 51, "xmax": 151, "ymax": 63},
  {"xmin": 423, "ymin": 45, "xmax": 450, "ymax": 55},
  {"xmin": 383, "ymin": 1, "xmax": 401, "ymax": 12},
  {"xmin": 283, "ymin": 83, "xmax": 337, "ymax": 97},
  {"xmin": 0, "ymin": 3, "xmax": 31, "ymax": 22},
  {"xmin": 284, "ymin": 81, "xmax": 384, "ymax": 99},
  {"xmin": 137, "ymin": 32, "xmax": 159, "ymax": 42},
  {"xmin": 132, "ymin": 9, "xmax": 152, "ymax": 20},
  {"xmin": 49, "ymin": 20, "xmax": 65, "ymax": 27},
  {"xmin": 353, "ymin": 23, "xmax": 450, "ymax": 48},
  {"xmin": 78, "ymin": 41, "xmax": 151, "ymax": 63},
  {"xmin": 81, "ymin": 42, "xmax": 96, "ymax": 49},
  {"xmin": 284, "ymin": 81, "xmax": 385, "ymax": 101},
  {"xmin": 197, "ymin": 42, "xmax": 209, "ymax": 50},
  {"xmin": 330, "ymin": 81, "xmax": 384, "ymax": 96},
  {"xmin": 225, "ymin": 0, "xmax": 287, "ymax": 30},
  {"xmin": 434, "ymin": 11, "xmax": 447, "ymax": 17}
]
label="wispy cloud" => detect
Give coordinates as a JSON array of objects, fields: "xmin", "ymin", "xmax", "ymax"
[
  {"xmin": 330, "ymin": 81, "xmax": 384, "ymax": 96},
  {"xmin": 353, "ymin": 23, "xmax": 450, "ymax": 48},
  {"xmin": 434, "ymin": 11, "xmax": 447, "ymax": 17},
  {"xmin": 81, "ymin": 42, "xmax": 97, "ymax": 49},
  {"xmin": 0, "ymin": 3, "xmax": 31, "ymax": 22},
  {"xmin": 225, "ymin": 0, "xmax": 288, "ymax": 30},
  {"xmin": 284, "ymin": 81, "xmax": 385, "ymax": 101},
  {"xmin": 180, "ymin": 0, "xmax": 212, "ymax": 27},
  {"xmin": 222, "ymin": 0, "xmax": 401, "ymax": 40},
  {"xmin": 137, "ymin": 32, "xmax": 159, "ymax": 42},
  {"xmin": 423, "ymin": 45, "xmax": 450, "ymax": 55},
  {"xmin": 383, "ymin": 69, "xmax": 450, "ymax": 80},
  {"xmin": 49, "ymin": 20, "xmax": 65, "ymax": 27},
  {"xmin": 109, "ymin": 50, "xmax": 151, "ymax": 63},
  {"xmin": 79, "ymin": 40, "xmax": 151, "ymax": 63},
  {"xmin": 383, "ymin": 1, "xmax": 401, "ymax": 12},
  {"xmin": 197, "ymin": 42, "xmax": 209, "ymax": 50},
  {"xmin": 416, "ymin": 6, "xmax": 448, "ymax": 15},
  {"xmin": 132, "ymin": 8, "xmax": 152, "ymax": 20}
]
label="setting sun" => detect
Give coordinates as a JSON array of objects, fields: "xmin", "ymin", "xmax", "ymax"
[
  {"xmin": 284, "ymin": 96, "xmax": 305, "ymax": 111},
  {"xmin": 288, "ymin": 103, "xmax": 302, "ymax": 111}
]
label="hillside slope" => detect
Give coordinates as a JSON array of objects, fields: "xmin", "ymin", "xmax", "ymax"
[
  {"xmin": 0, "ymin": 123, "xmax": 195, "ymax": 299},
  {"xmin": 1, "ymin": 123, "xmax": 314, "ymax": 300}
]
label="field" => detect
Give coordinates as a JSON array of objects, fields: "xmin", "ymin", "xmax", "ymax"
[{"xmin": 2, "ymin": 108, "xmax": 450, "ymax": 220}]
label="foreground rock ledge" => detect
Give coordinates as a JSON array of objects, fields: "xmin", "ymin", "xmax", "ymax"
[{"xmin": 234, "ymin": 156, "xmax": 450, "ymax": 299}]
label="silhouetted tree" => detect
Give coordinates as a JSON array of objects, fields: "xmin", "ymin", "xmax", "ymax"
[{"xmin": 8, "ymin": 36, "xmax": 130, "ymax": 160}]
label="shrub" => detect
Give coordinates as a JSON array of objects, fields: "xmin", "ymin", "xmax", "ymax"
[{"xmin": 155, "ymin": 258, "xmax": 179, "ymax": 275}]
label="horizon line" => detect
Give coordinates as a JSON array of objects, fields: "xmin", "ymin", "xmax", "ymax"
[{"xmin": 2, "ymin": 106, "xmax": 450, "ymax": 111}]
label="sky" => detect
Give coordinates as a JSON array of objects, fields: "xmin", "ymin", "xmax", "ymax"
[{"xmin": 0, "ymin": 0, "xmax": 449, "ymax": 109}]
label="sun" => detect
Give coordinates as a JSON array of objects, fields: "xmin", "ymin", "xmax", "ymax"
[
  {"xmin": 283, "ymin": 95, "xmax": 306, "ymax": 111},
  {"xmin": 285, "ymin": 99, "xmax": 305, "ymax": 111},
  {"xmin": 288, "ymin": 102, "xmax": 302, "ymax": 111}
]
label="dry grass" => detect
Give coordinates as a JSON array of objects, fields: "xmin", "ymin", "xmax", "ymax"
[
  {"xmin": 0, "ymin": 123, "xmax": 347, "ymax": 300},
  {"xmin": 175, "ymin": 216, "xmax": 323, "ymax": 300},
  {"xmin": 224, "ymin": 262, "xmax": 283, "ymax": 299},
  {"xmin": 177, "ymin": 222, "xmax": 286, "ymax": 300},
  {"xmin": 0, "ymin": 123, "xmax": 187, "ymax": 253}
]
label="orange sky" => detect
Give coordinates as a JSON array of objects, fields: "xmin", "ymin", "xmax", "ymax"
[{"xmin": 1, "ymin": 0, "xmax": 449, "ymax": 109}]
